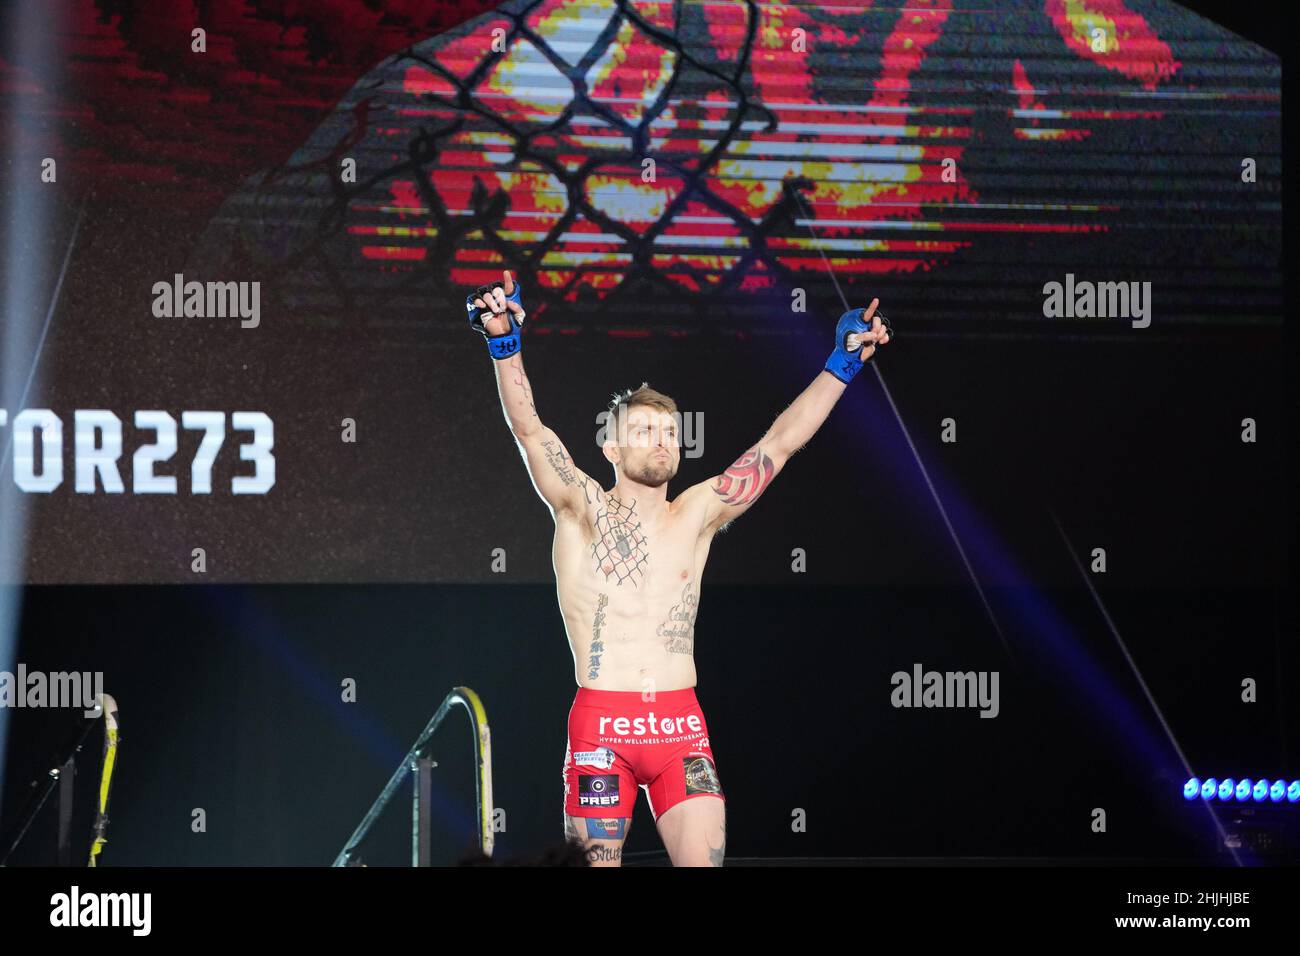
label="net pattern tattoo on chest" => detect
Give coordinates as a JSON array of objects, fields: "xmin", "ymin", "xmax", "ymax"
[{"xmin": 591, "ymin": 496, "xmax": 648, "ymax": 587}]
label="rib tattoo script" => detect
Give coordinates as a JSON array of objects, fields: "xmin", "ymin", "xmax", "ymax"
[
  {"xmin": 658, "ymin": 580, "xmax": 699, "ymax": 655},
  {"xmin": 712, "ymin": 448, "xmax": 776, "ymax": 507},
  {"xmin": 591, "ymin": 496, "xmax": 648, "ymax": 587},
  {"xmin": 587, "ymin": 593, "xmax": 609, "ymax": 681}
]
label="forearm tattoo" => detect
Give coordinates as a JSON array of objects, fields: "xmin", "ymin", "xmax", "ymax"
[
  {"xmin": 507, "ymin": 355, "xmax": 538, "ymax": 422},
  {"xmin": 591, "ymin": 495, "xmax": 648, "ymax": 587},
  {"xmin": 712, "ymin": 448, "xmax": 776, "ymax": 507},
  {"xmin": 658, "ymin": 580, "xmax": 699, "ymax": 655},
  {"xmin": 586, "ymin": 593, "xmax": 609, "ymax": 681}
]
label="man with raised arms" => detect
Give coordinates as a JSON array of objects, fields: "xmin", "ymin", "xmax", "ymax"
[{"xmin": 466, "ymin": 271, "xmax": 891, "ymax": 866}]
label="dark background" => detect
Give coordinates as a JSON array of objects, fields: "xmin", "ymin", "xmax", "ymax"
[
  {"xmin": 3, "ymin": 579, "xmax": 1293, "ymax": 864},
  {"xmin": 0, "ymin": 0, "xmax": 1293, "ymax": 865}
]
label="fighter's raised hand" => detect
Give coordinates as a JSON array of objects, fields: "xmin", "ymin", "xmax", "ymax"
[
  {"xmin": 466, "ymin": 269, "xmax": 526, "ymax": 360},
  {"xmin": 824, "ymin": 297, "xmax": 895, "ymax": 383},
  {"xmin": 848, "ymin": 306, "xmax": 892, "ymax": 363}
]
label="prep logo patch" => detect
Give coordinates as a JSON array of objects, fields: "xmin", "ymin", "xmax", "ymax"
[
  {"xmin": 578, "ymin": 774, "xmax": 621, "ymax": 808},
  {"xmin": 574, "ymin": 747, "xmax": 616, "ymax": 769},
  {"xmin": 683, "ymin": 755, "xmax": 722, "ymax": 796}
]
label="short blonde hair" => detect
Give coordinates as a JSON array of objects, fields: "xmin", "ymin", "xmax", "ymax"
[{"xmin": 606, "ymin": 383, "xmax": 678, "ymax": 443}]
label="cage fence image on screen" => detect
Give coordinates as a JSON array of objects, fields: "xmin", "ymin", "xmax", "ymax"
[
  {"xmin": 193, "ymin": 0, "xmax": 1279, "ymax": 336},
  {"xmin": 1, "ymin": 0, "xmax": 1281, "ymax": 585}
]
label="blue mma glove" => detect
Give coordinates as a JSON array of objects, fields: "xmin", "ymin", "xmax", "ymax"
[
  {"xmin": 466, "ymin": 280, "xmax": 525, "ymax": 360},
  {"xmin": 824, "ymin": 307, "xmax": 894, "ymax": 384}
]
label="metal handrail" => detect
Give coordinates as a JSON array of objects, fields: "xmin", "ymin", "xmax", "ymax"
[{"xmin": 332, "ymin": 686, "xmax": 493, "ymax": 866}]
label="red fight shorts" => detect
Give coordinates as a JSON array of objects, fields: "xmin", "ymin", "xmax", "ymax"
[{"xmin": 562, "ymin": 687, "xmax": 724, "ymax": 823}]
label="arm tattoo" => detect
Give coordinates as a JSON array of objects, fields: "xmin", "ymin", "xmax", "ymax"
[
  {"xmin": 712, "ymin": 448, "xmax": 776, "ymax": 507},
  {"xmin": 507, "ymin": 356, "xmax": 538, "ymax": 422},
  {"xmin": 658, "ymin": 580, "xmax": 699, "ymax": 655},
  {"xmin": 586, "ymin": 593, "xmax": 609, "ymax": 681},
  {"xmin": 591, "ymin": 495, "xmax": 649, "ymax": 587},
  {"xmin": 577, "ymin": 476, "xmax": 604, "ymax": 506},
  {"xmin": 540, "ymin": 439, "xmax": 577, "ymax": 486},
  {"xmin": 540, "ymin": 440, "xmax": 604, "ymax": 506}
]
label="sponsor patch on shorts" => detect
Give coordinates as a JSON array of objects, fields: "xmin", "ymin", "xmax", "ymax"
[
  {"xmin": 573, "ymin": 746, "xmax": 616, "ymax": 769},
  {"xmin": 683, "ymin": 755, "xmax": 722, "ymax": 796},
  {"xmin": 578, "ymin": 774, "xmax": 621, "ymax": 807}
]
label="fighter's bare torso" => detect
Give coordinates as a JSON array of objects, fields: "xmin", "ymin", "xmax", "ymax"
[
  {"xmin": 469, "ymin": 269, "xmax": 888, "ymax": 696},
  {"xmin": 554, "ymin": 480, "xmax": 716, "ymax": 692}
]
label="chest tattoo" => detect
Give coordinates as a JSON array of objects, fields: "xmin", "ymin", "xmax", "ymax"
[{"xmin": 591, "ymin": 495, "xmax": 649, "ymax": 587}]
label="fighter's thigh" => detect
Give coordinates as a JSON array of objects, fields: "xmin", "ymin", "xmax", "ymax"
[
  {"xmin": 655, "ymin": 795, "xmax": 726, "ymax": 867},
  {"xmin": 564, "ymin": 815, "xmax": 632, "ymax": 867}
]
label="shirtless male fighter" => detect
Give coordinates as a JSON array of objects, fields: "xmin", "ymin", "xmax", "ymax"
[{"xmin": 468, "ymin": 271, "xmax": 891, "ymax": 866}]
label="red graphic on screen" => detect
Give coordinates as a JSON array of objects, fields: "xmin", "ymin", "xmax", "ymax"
[
  {"xmin": 323, "ymin": 0, "xmax": 1182, "ymax": 317},
  {"xmin": 27, "ymin": 0, "xmax": 1182, "ymax": 324}
]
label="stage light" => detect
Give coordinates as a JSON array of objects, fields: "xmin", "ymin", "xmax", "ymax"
[
  {"xmin": 1183, "ymin": 776, "xmax": 1298, "ymax": 804},
  {"xmin": 0, "ymin": 0, "xmax": 71, "ymax": 804}
]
